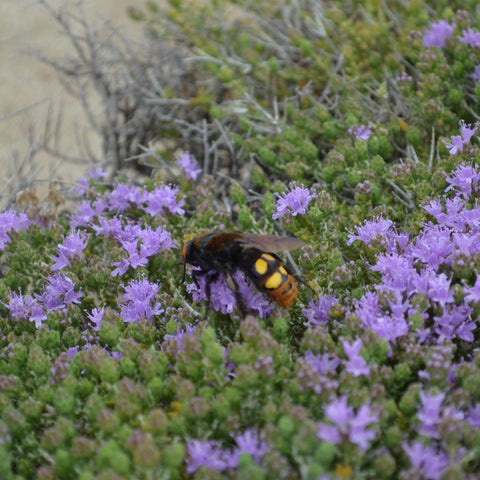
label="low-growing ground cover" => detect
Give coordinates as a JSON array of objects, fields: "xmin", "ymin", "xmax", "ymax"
[{"xmin": 1, "ymin": 1, "xmax": 480, "ymax": 479}]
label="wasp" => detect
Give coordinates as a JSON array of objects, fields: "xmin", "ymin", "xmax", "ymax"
[{"xmin": 182, "ymin": 232, "xmax": 304, "ymax": 314}]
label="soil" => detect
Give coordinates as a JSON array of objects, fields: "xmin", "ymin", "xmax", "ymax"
[{"xmin": 0, "ymin": 0, "xmax": 143, "ymax": 198}]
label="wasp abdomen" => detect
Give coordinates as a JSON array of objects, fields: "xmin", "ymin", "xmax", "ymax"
[{"xmin": 249, "ymin": 252, "xmax": 298, "ymax": 308}]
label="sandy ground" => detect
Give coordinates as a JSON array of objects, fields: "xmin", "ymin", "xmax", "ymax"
[{"xmin": 0, "ymin": 0, "xmax": 143, "ymax": 200}]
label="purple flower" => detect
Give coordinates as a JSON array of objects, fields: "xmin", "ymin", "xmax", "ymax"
[
  {"xmin": 318, "ymin": 422, "xmax": 341, "ymax": 445},
  {"xmin": 348, "ymin": 124, "xmax": 371, "ymax": 140},
  {"xmin": 69, "ymin": 198, "xmax": 108, "ymax": 228},
  {"xmin": 443, "ymin": 121, "xmax": 477, "ymax": 156},
  {"xmin": 302, "ymin": 295, "xmax": 337, "ymax": 327},
  {"xmin": 67, "ymin": 346, "xmax": 80, "ymax": 359},
  {"xmin": 120, "ymin": 278, "xmax": 163, "ymax": 323},
  {"xmin": 467, "ymin": 403, "xmax": 480, "ymax": 428},
  {"xmin": 452, "ymin": 232, "xmax": 480, "ymax": 257},
  {"xmin": 317, "ymin": 396, "xmax": 378, "ymax": 451},
  {"xmin": 38, "ymin": 274, "xmax": 83, "ymax": 310},
  {"xmin": 444, "ymin": 162, "xmax": 480, "ymax": 199},
  {"xmin": 403, "ymin": 442, "xmax": 449, "ymax": 480},
  {"xmin": 347, "ymin": 217, "xmax": 394, "ymax": 246},
  {"xmin": 210, "ymin": 276, "xmax": 237, "ymax": 314},
  {"xmin": 111, "ymin": 240, "xmax": 146, "ymax": 277},
  {"xmin": 410, "ymin": 225, "xmax": 453, "ymax": 270},
  {"xmin": 0, "ymin": 209, "xmax": 31, "ymax": 250},
  {"xmin": 459, "ymin": 27, "xmax": 480, "ymax": 47},
  {"xmin": 459, "ymin": 119, "xmax": 476, "ymax": 144},
  {"xmin": 304, "ymin": 350, "xmax": 340, "ymax": 376},
  {"xmin": 51, "ymin": 230, "xmax": 89, "ymax": 271},
  {"xmin": 92, "ymin": 217, "xmax": 122, "ymax": 239},
  {"xmin": 413, "ymin": 269, "xmax": 453, "ymax": 307},
  {"xmin": 6, "ymin": 291, "xmax": 28, "ymax": 321},
  {"xmin": 69, "ymin": 200, "xmax": 97, "ymax": 228},
  {"xmin": 176, "ymin": 151, "xmax": 202, "ymax": 180},
  {"xmin": 371, "ymin": 253, "xmax": 416, "ymax": 293},
  {"xmin": 342, "ymin": 338, "xmax": 370, "ymax": 377},
  {"xmin": 418, "ymin": 391, "xmax": 445, "ymax": 439},
  {"xmin": 116, "ymin": 223, "xmax": 141, "ymax": 243},
  {"xmin": 108, "ymin": 183, "xmax": 148, "ymax": 211},
  {"xmin": 234, "ymin": 272, "xmax": 274, "ymax": 318},
  {"xmin": 444, "ymin": 196, "xmax": 466, "ymax": 224},
  {"xmin": 6, "ymin": 291, "xmax": 47, "ymax": 328},
  {"xmin": 464, "ymin": 276, "xmax": 480, "ymax": 304},
  {"xmin": 354, "ymin": 291, "xmax": 380, "ymax": 323},
  {"xmin": 459, "ymin": 205, "xmax": 480, "ymax": 231},
  {"xmin": 186, "ymin": 439, "xmax": 233, "ymax": 474},
  {"xmin": 443, "ymin": 136, "xmax": 463, "ymax": 155},
  {"xmin": 144, "ymin": 185, "xmax": 185, "ymax": 216},
  {"xmin": 111, "ymin": 350, "xmax": 124, "ymax": 360},
  {"xmin": 111, "ymin": 225, "xmax": 175, "ymax": 277},
  {"xmin": 433, "ymin": 305, "xmax": 475, "ymax": 343},
  {"xmin": 469, "ymin": 64, "xmax": 480, "ymax": 82},
  {"xmin": 272, "ymin": 183, "xmax": 316, "ymax": 219},
  {"xmin": 234, "ymin": 430, "xmax": 267, "ymax": 463},
  {"xmin": 88, "ymin": 165, "xmax": 108, "ymax": 180},
  {"xmin": 348, "ymin": 404, "xmax": 379, "ymax": 452},
  {"xmin": 86, "ymin": 306, "xmax": 105, "ymax": 332},
  {"xmin": 354, "ymin": 290, "xmax": 410, "ymax": 345},
  {"xmin": 75, "ymin": 178, "xmax": 90, "ymax": 195},
  {"xmin": 423, "ymin": 199, "xmax": 444, "ymax": 221},
  {"xmin": 75, "ymin": 166, "xmax": 108, "ymax": 194},
  {"xmin": 444, "ymin": 197, "xmax": 469, "ymax": 229},
  {"xmin": 367, "ymin": 312, "xmax": 409, "ymax": 344},
  {"xmin": 423, "ymin": 20, "xmax": 455, "ymax": 48},
  {"xmin": 140, "ymin": 225, "xmax": 176, "ymax": 256}
]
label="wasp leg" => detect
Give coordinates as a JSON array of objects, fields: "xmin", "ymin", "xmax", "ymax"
[
  {"xmin": 189, "ymin": 270, "xmax": 247, "ymax": 318},
  {"xmin": 190, "ymin": 270, "xmax": 220, "ymax": 320},
  {"xmin": 225, "ymin": 272, "xmax": 248, "ymax": 316}
]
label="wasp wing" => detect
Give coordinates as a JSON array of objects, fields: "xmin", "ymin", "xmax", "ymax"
[{"xmin": 237, "ymin": 234, "xmax": 303, "ymax": 252}]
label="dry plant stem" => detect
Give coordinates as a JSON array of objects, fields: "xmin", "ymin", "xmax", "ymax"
[{"xmin": 33, "ymin": 0, "xmax": 179, "ymax": 173}]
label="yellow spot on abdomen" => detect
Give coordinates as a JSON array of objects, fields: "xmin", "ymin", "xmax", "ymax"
[
  {"xmin": 255, "ymin": 257, "xmax": 269, "ymax": 275},
  {"xmin": 265, "ymin": 271, "xmax": 283, "ymax": 289}
]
